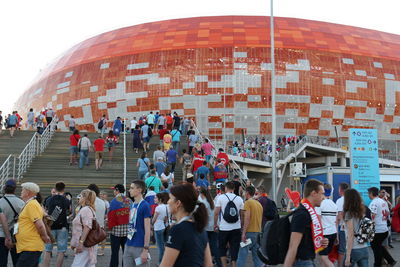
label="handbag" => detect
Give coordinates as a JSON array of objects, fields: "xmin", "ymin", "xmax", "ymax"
[{"xmin": 80, "ymin": 207, "xmax": 106, "ymax": 247}]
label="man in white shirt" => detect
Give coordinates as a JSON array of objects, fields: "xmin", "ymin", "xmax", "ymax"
[
  {"xmin": 368, "ymin": 187, "xmax": 396, "ymax": 267},
  {"xmin": 68, "ymin": 116, "xmax": 76, "ymax": 132},
  {"xmin": 78, "ymin": 134, "xmax": 91, "ymax": 169},
  {"xmin": 335, "ymin": 182, "xmax": 348, "ymax": 267},
  {"xmin": 316, "ymin": 183, "xmax": 337, "ymax": 267},
  {"xmin": 153, "ymin": 146, "xmax": 165, "ymax": 162},
  {"xmin": 130, "ymin": 117, "xmax": 138, "ymax": 133},
  {"xmin": 27, "ymin": 108, "xmax": 35, "ymax": 130},
  {"xmin": 157, "ymin": 114, "xmax": 165, "ymax": 130},
  {"xmin": 147, "ymin": 112, "xmax": 155, "ymax": 129},
  {"xmin": 214, "ymin": 181, "xmax": 244, "ymax": 267}
]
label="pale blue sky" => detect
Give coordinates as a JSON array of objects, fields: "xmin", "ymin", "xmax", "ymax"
[{"xmin": 0, "ymin": 0, "xmax": 399, "ymax": 114}]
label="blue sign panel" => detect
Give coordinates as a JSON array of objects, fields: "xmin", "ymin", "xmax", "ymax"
[{"xmin": 349, "ymin": 128, "xmax": 380, "ymax": 205}]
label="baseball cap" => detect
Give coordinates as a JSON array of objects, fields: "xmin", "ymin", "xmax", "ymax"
[
  {"xmin": 186, "ymin": 173, "xmax": 194, "ymax": 179},
  {"xmin": 157, "ymin": 157, "xmax": 163, "ymax": 160},
  {"xmin": 5, "ymin": 179, "xmax": 17, "ymax": 187}
]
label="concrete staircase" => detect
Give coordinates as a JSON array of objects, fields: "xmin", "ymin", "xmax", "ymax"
[
  {"xmin": 0, "ymin": 130, "xmax": 37, "ymax": 164},
  {"xmin": 19, "ymin": 131, "xmax": 185, "ymax": 199}
]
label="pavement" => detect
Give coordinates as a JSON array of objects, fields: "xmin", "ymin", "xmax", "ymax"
[{"xmin": 7, "ymin": 234, "xmax": 400, "ymax": 266}]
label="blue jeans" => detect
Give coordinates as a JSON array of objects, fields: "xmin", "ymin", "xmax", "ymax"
[
  {"xmin": 154, "ymin": 229, "xmax": 165, "ymax": 263},
  {"xmin": 172, "ymin": 141, "xmax": 180, "ymax": 155},
  {"xmin": 346, "ymin": 247, "xmax": 369, "ymax": 267},
  {"xmin": 207, "ymin": 231, "xmax": 222, "ymax": 267},
  {"xmin": 79, "ymin": 150, "xmax": 89, "ymax": 169},
  {"xmin": 45, "ymin": 227, "xmax": 68, "ymax": 253},
  {"xmin": 237, "ymin": 232, "xmax": 262, "ymax": 267},
  {"xmin": 138, "ymin": 170, "xmax": 147, "ymax": 180},
  {"xmin": 293, "ymin": 259, "xmax": 316, "ymax": 267},
  {"xmin": 110, "ymin": 234, "xmax": 127, "ymax": 267}
]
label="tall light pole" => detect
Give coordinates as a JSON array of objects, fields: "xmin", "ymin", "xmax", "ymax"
[{"xmin": 270, "ymin": 0, "xmax": 277, "ymax": 202}]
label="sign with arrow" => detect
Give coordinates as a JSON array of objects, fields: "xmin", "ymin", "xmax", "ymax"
[{"xmin": 349, "ymin": 128, "xmax": 380, "ymax": 205}]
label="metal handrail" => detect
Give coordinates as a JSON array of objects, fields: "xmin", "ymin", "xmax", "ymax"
[
  {"xmin": 192, "ymin": 123, "xmax": 249, "ymax": 188},
  {"xmin": 17, "ymin": 132, "xmax": 38, "ymax": 180},
  {"xmin": 17, "ymin": 120, "xmax": 57, "ymax": 180},
  {"xmin": 0, "ymin": 155, "xmax": 15, "ymax": 188},
  {"xmin": 39, "ymin": 120, "xmax": 57, "ymax": 154}
]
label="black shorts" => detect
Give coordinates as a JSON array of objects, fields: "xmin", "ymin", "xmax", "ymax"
[
  {"xmin": 218, "ymin": 229, "xmax": 241, "ymax": 261},
  {"xmin": 148, "ymin": 124, "xmax": 154, "ymax": 129},
  {"xmin": 319, "ymin": 233, "xmax": 337, "ymax": 256},
  {"xmin": 158, "ymin": 125, "xmax": 164, "ymax": 130}
]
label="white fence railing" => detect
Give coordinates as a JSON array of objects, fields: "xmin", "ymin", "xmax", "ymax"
[
  {"xmin": 0, "ymin": 120, "xmax": 57, "ymax": 189},
  {"xmin": 0, "ymin": 155, "xmax": 15, "ymax": 188},
  {"xmin": 192, "ymin": 123, "xmax": 248, "ymax": 189}
]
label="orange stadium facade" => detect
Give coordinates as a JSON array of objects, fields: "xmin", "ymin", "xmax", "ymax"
[{"xmin": 14, "ymin": 16, "xmax": 400, "ymax": 140}]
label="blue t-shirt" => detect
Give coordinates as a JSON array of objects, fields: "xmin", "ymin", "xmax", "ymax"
[
  {"xmin": 126, "ymin": 200, "xmax": 151, "ymax": 247},
  {"xmin": 166, "ymin": 150, "xmax": 177, "ymax": 163},
  {"xmin": 142, "ymin": 125, "xmax": 149, "ymax": 138},
  {"xmin": 171, "ymin": 129, "xmax": 181, "ymax": 142},
  {"xmin": 196, "ymin": 166, "xmax": 209, "ymax": 178},
  {"xmin": 138, "ymin": 158, "xmax": 150, "ymax": 172},
  {"xmin": 196, "ymin": 179, "xmax": 209, "ymax": 188},
  {"xmin": 8, "ymin": 115, "xmax": 18, "ymax": 125},
  {"xmin": 155, "ymin": 161, "xmax": 166, "ymax": 176},
  {"xmin": 113, "ymin": 119, "xmax": 122, "ymax": 134}
]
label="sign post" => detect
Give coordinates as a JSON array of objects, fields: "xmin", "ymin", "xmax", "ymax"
[{"xmin": 349, "ymin": 128, "xmax": 380, "ymax": 205}]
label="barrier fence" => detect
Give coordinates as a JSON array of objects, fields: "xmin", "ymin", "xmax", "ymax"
[{"xmin": 0, "ymin": 120, "xmax": 57, "ymax": 189}]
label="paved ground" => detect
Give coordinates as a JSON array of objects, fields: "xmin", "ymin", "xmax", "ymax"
[{"xmin": 7, "ymin": 234, "xmax": 400, "ymax": 266}]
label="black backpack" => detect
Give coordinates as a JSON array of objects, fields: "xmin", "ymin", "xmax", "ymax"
[
  {"xmin": 222, "ymin": 194, "xmax": 239, "ymax": 223},
  {"xmin": 257, "ymin": 212, "xmax": 293, "ymax": 265},
  {"xmin": 98, "ymin": 119, "xmax": 104, "ymax": 130},
  {"xmin": 261, "ymin": 197, "xmax": 278, "ymax": 221}
]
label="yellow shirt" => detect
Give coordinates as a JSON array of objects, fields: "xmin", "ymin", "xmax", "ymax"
[
  {"xmin": 163, "ymin": 134, "xmax": 172, "ymax": 150},
  {"xmin": 16, "ymin": 199, "xmax": 44, "ymax": 253},
  {"xmin": 244, "ymin": 198, "xmax": 263, "ymax": 233}
]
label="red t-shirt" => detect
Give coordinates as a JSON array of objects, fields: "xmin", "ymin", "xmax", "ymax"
[
  {"xmin": 94, "ymin": 138, "xmax": 106, "ymax": 152},
  {"xmin": 159, "ymin": 129, "xmax": 168, "ymax": 140},
  {"xmin": 192, "ymin": 153, "xmax": 205, "ymax": 172},
  {"xmin": 69, "ymin": 134, "xmax": 81, "ymax": 146},
  {"xmin": 166, "ymin": 116, "xmax": 173, "ymax": 124},
  {"xmin": 217, "ymin": 152, "xmax": 229, "ymax": 166}
]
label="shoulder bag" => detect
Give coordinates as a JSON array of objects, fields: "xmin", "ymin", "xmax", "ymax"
[{"xmin": 80, "ymin": 207, "xmax": 106, "ymax": 247}]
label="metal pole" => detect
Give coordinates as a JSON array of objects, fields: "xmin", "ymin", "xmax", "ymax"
[
  {"xmin": 123, "ymin": 118, "xmax": 127, "ymax": 190},
  {"xmin": 223, "ymin": 59, "xmax": 226, "ymax": 151},
  {"xmin": 270, "ymin": 0, "xmax": 277, "ymax": 202}
]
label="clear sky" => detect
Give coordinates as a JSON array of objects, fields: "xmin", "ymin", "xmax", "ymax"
[{"xmin": 0, "ymin": 0, "xmax": 399, "ymax": 115}]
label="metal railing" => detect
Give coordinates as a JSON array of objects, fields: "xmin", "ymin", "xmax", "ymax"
[
  {"xmin": 192, "ymin": 123, "xmax": 249, "ymax": 188},
  {"xmin": 0, "ymin": 120, "xmax": 57, "ymax": 188},
  {"xmin": 0, "ymin": 155, "xmax": 15, "ymax": 188}
]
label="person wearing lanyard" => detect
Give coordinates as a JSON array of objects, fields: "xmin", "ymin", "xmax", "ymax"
[
  {"xmin": 124, "ymin": 180, "xmax": 151, "ymax": 267},
  {"xmin": 15, "ymin": 182, "xmax": 51, "ymax": 267},
  {"xmin": 160, "ymin": 183, "xmax": 213, "ymax": 267}
]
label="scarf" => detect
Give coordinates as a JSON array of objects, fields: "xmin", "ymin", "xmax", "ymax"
[
  {"xmin": 301, "ymin": 198, "xmax": 324, "ymax": 253},
  {"xmin": 108, "ymin": 194, "xmax": 131, "ymax": 230}
]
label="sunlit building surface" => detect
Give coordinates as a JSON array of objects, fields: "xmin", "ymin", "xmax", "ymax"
[{"xmin": 14, "ymin": 16, "xmax": 400, "ymax": 140}]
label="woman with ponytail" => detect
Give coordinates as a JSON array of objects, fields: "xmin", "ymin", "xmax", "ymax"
[{"xmin": 160, "ymin": 183, "xmax": 213, "ymax": 267}]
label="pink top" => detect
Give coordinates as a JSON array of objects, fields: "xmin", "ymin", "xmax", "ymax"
[
  {"xmin": 71, "ymin": 206, "xmax": 96, "ymax": 264},
  {"xmin": 201, "ymin": 143, "xmax": 214, "ymax": 156}
]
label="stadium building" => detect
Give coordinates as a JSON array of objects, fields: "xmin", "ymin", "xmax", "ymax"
[{"xmin": 14, "ymin": 16, "xmax": 400, "ymax": 142}]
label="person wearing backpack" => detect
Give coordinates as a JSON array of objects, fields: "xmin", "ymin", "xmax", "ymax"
[
  {"xmin": 256, "ymin": 185, "xmax": 277, "ymax": 228},
  {"xmin": 98, "ymin": 114, "xmax": 107, "ymax": 137},
  {"xmin": 43, "ymin": 182, "xmax": 71, "ymax": 267},
  {"xmin": 137, "ymin": 152, "xmax": 151, "ymax": 180},
  {"xmin": 343, "ymin": 188, "xmax": 369, "ymax": 267},
  {"xmin": 214, "ymin": 181, "xmax": 244, "ymax": 267},
  {"xmin": 368, "ymin": 187, "xmax": 396, "ymax": 267},
  {"xmin": 0, "ymin": 179, "xmax": 25, "ymax": 267},
  {"xmin": 283, "ymin": 179, "xmax": 329, "ymax": 267},
  {"xmin": 237, "ymin": 186, "xmax": 263, "ymax": 267}
]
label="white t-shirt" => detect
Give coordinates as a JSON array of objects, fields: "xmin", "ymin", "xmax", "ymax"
[
  {"xmin": 369, "ymin": 197, "xmax": 389, "ymax": 233},
  {"xmin": 95, "ymin": 197, "xmax": 106, "ymax": 228},
  {"xmin": 316, "ymin": 198, "xmax": 338, "ymax": 235},
  {"xmin": 161, "ymin": 173, "xmax": 174, "ymax": 188},
  {"xmin": 154, "ymin": 204, "xmax": 168, "ymax": 231},
  {"xmin": 198, "ymin": 195, "xmax": 214, "ymax": 232},
  {"xmin": 215, "ymin": 192, "xmax": 244, "ymax": 231},
  {"xmin": 336, "ymin": 196, "xmax": 344, "ymax": 230},
  {"xmin": 130, "ymin": 119, "xmax": 137, "ymax": 129}
]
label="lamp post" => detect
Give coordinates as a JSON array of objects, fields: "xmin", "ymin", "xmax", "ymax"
[{"xmin": 270, "ymin": 0, "xmax": 277, "ymax": 202}]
